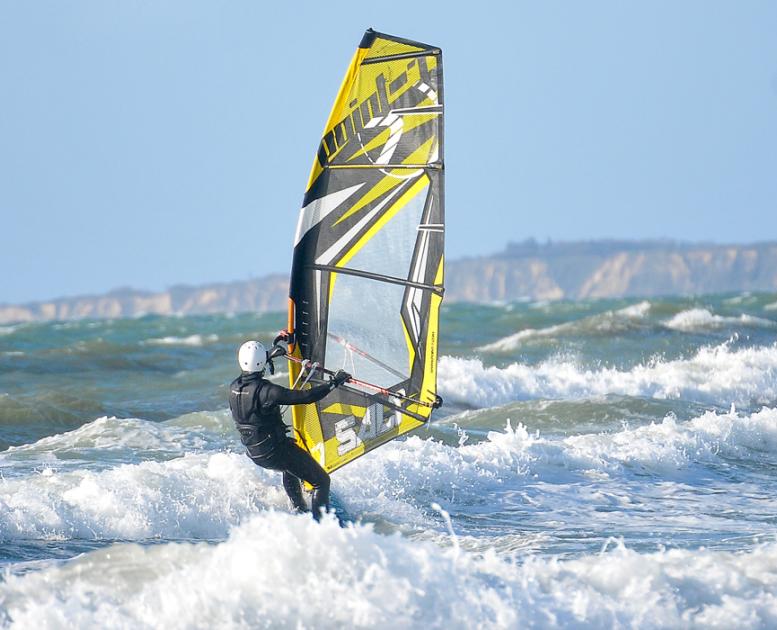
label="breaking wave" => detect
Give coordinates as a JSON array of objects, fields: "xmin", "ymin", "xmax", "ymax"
[
  {"xmin": 0, "ymin": 451, "xmax": 281, "ymax": 541},
  {"xmin": 3, "ymin": 406, "xmax": 776, "ymax": 543},
  {"xmin": 2, "ymin": 513, "xmax": 777, "ymax": 629},
  {"xmin": 479, "ymin": 302, "xmax": 652, "ymax": 352},
  {"xmin": 440, "ymin": 343, "xmax": 777, "ymax": 408},
  {"xmin": 664, "ymin": 308, "xmax": 775, "ymax": 332}
]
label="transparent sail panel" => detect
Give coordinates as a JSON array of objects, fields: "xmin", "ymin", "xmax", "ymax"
[
  {"xmin": 325, "ymin": 274, "xmax": 408, "ymax": 389},
  {"xmin": 342, "ymin": 181, "xmax": 428, "ymax": 280}
]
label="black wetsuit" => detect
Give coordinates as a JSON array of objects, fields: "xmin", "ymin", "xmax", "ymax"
[{"xmin": 229, "ymin": 371, "xmax": 335, "ymax": 519}]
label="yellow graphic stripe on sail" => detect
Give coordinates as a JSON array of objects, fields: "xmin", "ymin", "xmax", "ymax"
[
  {"xmin": 327, "ymin": 169, "xmax": 429, "ymax": 306},
  {"xmin": 337, "ymin": 175, "xmax": 430, "ymax": 269},
  {"xmin": 346, "ymin": 113, "xmax": 439, "ymax": 163},
  {"xmin": 334, "ymin": 174, "xmax": 404, "ymax": 226},
  {"xmin": 405, "ymin": 254, "xmax": 443, "ymax": 422},
  {"xmin": 306, "ymin": 45, "xmax": 371, "ymax": 191},
  {"xmin": 289, "ymin": 352, "xmax": 327, "ymax": 468},
  {"xmin": 322, "ymin": 402, "xmax": 367, "ymax": 418},
  {"xmin": 346, "ymin": 128, "xmax": 391, "ymax": 163},
  {"xmin": 335, "ymin": 136, "xmax": 436, "ymax": 226},
  {"xmin": 434, "ymin": 251, "xmax": 444, "ymax": 287},
  {"xmin": 401, "ymin": 318, "xmax": 415, "ymax": 377}
]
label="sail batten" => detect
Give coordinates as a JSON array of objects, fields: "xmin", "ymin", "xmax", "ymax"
[
  {"xmin": 325, "ymin": 164, "xmax": 443, "ymax": 170},
  {"xmin": 288, "ymin": 29, "xmax": 444, "ymax": 473}
]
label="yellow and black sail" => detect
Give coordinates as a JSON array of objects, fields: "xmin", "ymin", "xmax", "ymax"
[{"xmin": 287, "ymin": 29, "xmax": 444, "ymax": 473}]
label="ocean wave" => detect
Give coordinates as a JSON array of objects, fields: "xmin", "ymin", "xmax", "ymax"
[
  {"xmin": 338, "ymin": 407, "xmax": 777, "ymax": 516},
  {"xmin": 765, "ymin": 301, "xmax": 777, "ymax": 312},
  {"xmin": 1, "ymin": 406, "xmax": 774, "ymax": 545},
  {"xmin": 479, "ymin": 302, "xmax": 651, "ymax": 352},
  {"xmin": 440, "ymin": 343, "xmax": 777, "ymax": 408},
  {"xmin": 0, "ymin": 412, "xmax": 234, "ymax": 472},
  {"xmin": 0, "ymin": 452, "xmax": 282, "ymax": 541},
  {"xmin": 558, "ymin": 406, "xmax": 777, "ymax": 474},
  {"xmin": 664, "ymin": 308, "xmax": 776, "ymax": 332},
  {"xmin": 2, "ymin": 513, "xmax": 777, "ymax": 629},
  {"xmin": 143, "ymin": 334, "xmax": 219, "ymax": 347}
]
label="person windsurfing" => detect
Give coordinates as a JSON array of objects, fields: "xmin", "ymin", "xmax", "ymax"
[{"xmin": 229, "ymin": 339, "xmax": 350, "ymax": 520}]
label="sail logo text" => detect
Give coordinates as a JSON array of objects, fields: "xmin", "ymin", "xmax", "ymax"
[
  {"xmin": 317, "ymin": 56, "xmax": 434, "ymax": 167},
  {"xmin": 334, "ymin": 403, "xmax": 401, "ymax": 455}
]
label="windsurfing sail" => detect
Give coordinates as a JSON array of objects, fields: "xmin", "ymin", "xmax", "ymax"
[{"xmin": 287, "ymin": 28, "xmax": 444, "ymax": 473}]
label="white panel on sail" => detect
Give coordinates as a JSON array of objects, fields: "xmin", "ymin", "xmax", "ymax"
[{"xmin": 294, "ymin": 183, "xmax": 365, "ymax": 246}]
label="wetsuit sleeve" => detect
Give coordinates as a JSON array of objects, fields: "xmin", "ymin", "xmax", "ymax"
[{"xmin": 261, "ymin": 381, "xmax": 334, "ymax": 406}]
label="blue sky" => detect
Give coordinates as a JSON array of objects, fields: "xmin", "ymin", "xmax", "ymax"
[{"xmin": 1, "ymin": 1, "xmax": 776, "ymax": 304}]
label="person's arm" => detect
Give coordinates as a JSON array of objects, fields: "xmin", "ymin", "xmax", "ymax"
[{"xmin": 262, "ymin": 370, "xmax": 350, "ymax": 406}]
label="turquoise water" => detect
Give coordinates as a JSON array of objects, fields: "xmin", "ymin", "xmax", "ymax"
[{"xmin": 2, "ymin": 294, "xmax": 777, "ymax": 627}]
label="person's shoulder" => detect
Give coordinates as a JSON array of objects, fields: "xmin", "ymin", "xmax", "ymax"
[{"xmin": 229, "ymin": 374, "xmax": 243, "ymax": 388}]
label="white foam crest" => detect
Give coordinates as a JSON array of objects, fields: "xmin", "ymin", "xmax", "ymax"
[
  {"xmin": 335, "ymin": 431, "xmax": 536, "ymax": 521},
  {"xmin": 560, "ymin": 406, "xmax": 777, "ymax": 474},
  {"xmin": 664, "ymin": 308, "xmax": 776, "ymax": 332},
  {"xmin": 0, "ymin": 325, "xmax": 18, "ymax": 335},
  {"xmin": 765, "ymin": 301, "xmax": 777, "ymax": 312},
  {"xmin": 478, "ymin": 324, "xmax": 565, "ymax": 352},
  {"xmin": 616, "ymin": 300, "xmax": 652, "ymax": 318},
  {"xmin": 3, "ymin": 513, "xmax": 777, "ymax": 629},
  {"xmin": 0, "ymin": 412, "xmax": 233, "ymax": 470},
  {"xmin": 337, "ymin": 407, "xmax": 777, "ymax": 513},
  {"xmin": 0, "ymin": 452, "xmax": 286, "ymax": 541},
  {"xmin": 479, "ymin": 301, "xmax": 651, "ymax": 353},
  {"xmin": 6, "ymin": 406, "xmax": 773, "ymax": 544},
  {"xmin": 143, "ymin": 334, "xmax": 219, "ymax": 347},
  {"xmin": 440, "ymin": 343, "xmax": 777, "ymax": 408}
]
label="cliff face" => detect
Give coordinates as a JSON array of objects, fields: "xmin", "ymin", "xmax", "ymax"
[
  {"xmin": 2, "ymin": 241, "xmax": 777, "ymax": 323},
  {"xmin": 0, "ymin": 276, "xmax": 290, "ymax": 324},
  {"xmin": 446, "ymin": 241, "xmax": 777, "ymax": 302}
]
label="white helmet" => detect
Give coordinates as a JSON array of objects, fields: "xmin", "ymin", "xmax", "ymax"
[{"xmin": 238, "ymin": 340, "xmax": 268, "ymax": 373}]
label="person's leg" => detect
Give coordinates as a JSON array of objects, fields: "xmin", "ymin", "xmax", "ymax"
[
  {"xmin": 282, "ymin": 472, "xmax": 308, "ymax": 512},
  {"xmin": 279, "ymin": 443, "xmax": 331, "ymax": 520}
]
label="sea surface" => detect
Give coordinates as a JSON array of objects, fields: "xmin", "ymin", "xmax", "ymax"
[{"xmin": 2, "ymin": 293, "xmax": 777, "ymax": 628}]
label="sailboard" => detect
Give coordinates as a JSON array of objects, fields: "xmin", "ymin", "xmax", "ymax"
[{"xmin": 286, "ymin": 28, "xmax": 444, "ymax": 473}]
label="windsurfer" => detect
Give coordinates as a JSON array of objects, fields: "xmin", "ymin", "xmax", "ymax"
[{"xmin": 229, "ymin": 339, "xmax": 350, "ymax": 520}]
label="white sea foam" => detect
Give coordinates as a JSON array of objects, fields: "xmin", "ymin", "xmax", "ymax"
[
  {"xmin": 143, "ymin": 334, "xmax": 219, "ymax": 347},
  {"xmin": 664, "ymin": 308, "xmax": 776, "ymax": 332},
  {"xmin": 479, "ymin": 301, "xmax": 651, "ymax": 352},
  {"xmin": 0, "ymin": 413, "xmax": 233, "ymax": 473},
  {"xmin": 0, "ymin": 451, "xmax": 286, "ymax": 541},
  {"xmin": 765, "ymin": 301, "xmax": 777, "ymax": 312},
  {"xmin": 440, "ymin": 343, "xmax": 777, "ymax": 408},
  {"xmin": 2, "ymin": 406, "xmax": 776, "ymax": 552},
  {"xmin": 558, "ymin": 406, "xmax": 777, "ymax": 474},
  {"xmin": 338, "ymin": 407, "xmax": 777, "ymax": 516},
  {"xmin": 616, "ymin": 300, "xmax": 652, "ymax": 318},
  {"xmin": 2, "ymin": 512, "xmax": 777, "ymax": 629},
  {"xmin": 478, "ymin": 323, "xmax": 566, "ymax": 352}
]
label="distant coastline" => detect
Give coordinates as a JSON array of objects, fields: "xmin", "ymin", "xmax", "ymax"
[{"xmin": 3, "ymin": 239, "xmax": 776, "ymax": 324}]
